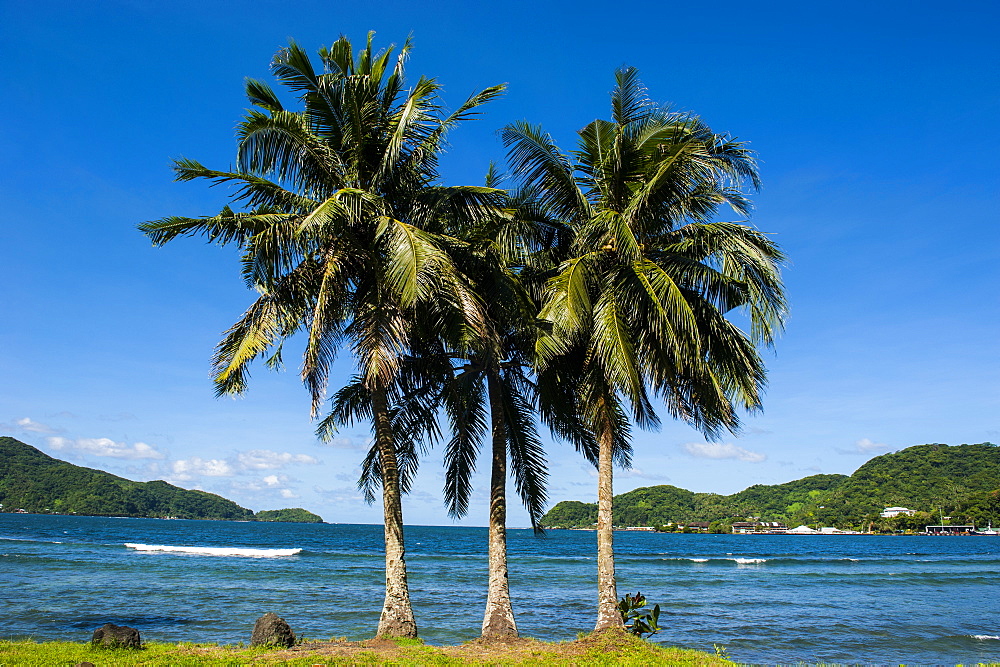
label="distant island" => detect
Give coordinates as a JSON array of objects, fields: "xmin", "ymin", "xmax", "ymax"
[
  {"xmin": 0, "ymin": 437, "xmax": 323, "ymax": 523},
  {"xmin": 254, "ymin": 507, "xmax": 323, "ymax": 523},
  {"xmin": 542, "ymin": 442, "xmax": 1000, "ymax": 532}
]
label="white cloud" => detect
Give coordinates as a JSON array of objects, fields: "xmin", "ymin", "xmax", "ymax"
[
  {"xmin": 47, "ymin": 436, "xmax": 165, "ymax": 460},
  {"xmin": 279, "ymin": 489, "xmax": 298, "ymax": 499},
  {"xmin": 17, "ymin": 417, "xmax": 59, "ymax": 434},
  {"xmin": 157, "ymin": 448, "xmax": 318, "ymax": 485},
  {"xmin": 854, "ymin": 438, "xmax": 890, "ymax": 453},
  {"xmin": 227, "ymin": 474, "xmax": 295, "ymax": 494},
  {"xmin": 835, "ymin": 438, "xmax": 893, "ymax": 456},
  {"xmin": 682, "ymin": 441, "xmax": 767, "ymax": 463},
  {"xmin": 237, "ymin": 449, "xmax": 319, "ymax": 470},
  {"xmin": 2, "ymin": 416, "xmax": 61, "ymax": 434},
  {"xmin": 171, "ymin": 457, "xmax": 234, "ymax": 480}
]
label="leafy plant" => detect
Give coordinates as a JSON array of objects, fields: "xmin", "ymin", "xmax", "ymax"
[{"xmin": 617, "ymin": 591, "xmax": 660, "ymax": 638}]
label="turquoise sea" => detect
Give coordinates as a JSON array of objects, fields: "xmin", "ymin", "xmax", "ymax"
[{"xmin": 2, "ymin": 513, "xmax": 998, "ymax": 665}]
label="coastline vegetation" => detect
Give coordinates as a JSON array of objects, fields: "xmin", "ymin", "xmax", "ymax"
[
  {"xmin": 0, "ymin": 437, "xmax": 321, "ymax": 523},
  {"xmin": 542, "ymin": 442, "xmax": 1000, "ymax": 531},
  {"xmin": 0, "ymin": 633, "xmax": 732, "ymax": 666},
  {"xmin": 8, "ymin": 431, "xmax": 995, "ymax": 535},
  {"xmin": 254, "ymin": 508, "xmax": 324, "ymax": 523}
]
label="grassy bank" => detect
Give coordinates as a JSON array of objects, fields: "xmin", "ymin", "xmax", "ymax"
[{"xmin": 0, "ymin": 632, "xmax": 732, "ymax": 665}]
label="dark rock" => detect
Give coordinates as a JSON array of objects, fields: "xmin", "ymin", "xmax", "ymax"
[
  {"xmin": 250, "ymin": 611, "xmax": 296, "ymax": 648},
  {"xmin": 91, "ymin": 623, "xmax": 141, "ymax": 648},
  {"xmin": 74, "ymin": 663, "xmax": 96, "ymax": 667}
]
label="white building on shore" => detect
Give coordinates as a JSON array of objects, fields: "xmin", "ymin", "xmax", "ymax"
[{"xmin": 880, "ymin": 507, "xmax": 916, "ymax": 518}]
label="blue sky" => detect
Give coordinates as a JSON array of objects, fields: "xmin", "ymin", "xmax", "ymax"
[{"xmin": 2, "ymin": 0, "xmax": 997, "ymax": 525}]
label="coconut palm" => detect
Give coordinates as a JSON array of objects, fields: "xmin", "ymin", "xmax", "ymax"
[
  {"xmin": 503, "ymin": 67, "xmax": 787, "ymax": 631},
  {"xmin": 431, "ymin": 180, "xmax": 551, "ymax": 638},
  {"xmin": 440, "ymin": 318, "xmax": 545, "ymax": 639},
  {"xmin": 140, "ymin": 34, "xmax": 504, "ymax": 638}
]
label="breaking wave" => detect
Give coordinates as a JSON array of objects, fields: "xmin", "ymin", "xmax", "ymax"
[
  {"xmin": 124, "ymin": 543, "xmax": 301, "ymax": 557},
  {"xmin": 658, "ymin": 556, "xmax": 767, "ymax": 564},
  {"xmin": 1, "ymin": 536, "xmax": 64, "ymax": 544}
]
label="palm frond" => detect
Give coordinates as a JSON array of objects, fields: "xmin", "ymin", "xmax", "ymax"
[
  {"xmin": 537, "ymin": 254, "xmax": 596, "ymax": 348},
  {"xmin": 498, "ymin": 371, "xmax": 548, "ymax": 531},
  {"xmin": 610, "ymin": 66, "xmax": 649, "ymax": 126},
  {"xmin": 301, "ymin": 257, "xmax": 349, "ymax": 415},
  {"xmin": 502, "ymin": 121, "xmax": 590, "ymax": 223},
  {"xmin": 211, "ymin": 285, "xmax": 304, "ymax": 396},
  {"xmin": 442, "ymin": 369, "xmax": 488, "ymax": 518},
  {"xmin": 245, "ymin": 78, "xmax": 284, "ymax": 112},
  {"xmin": 236, "ymin": 110, "xmax": 337, "ymax": 195},
  {"xmin": 271, "ymin": 40, "xmax": 320, "ymax": 93},
  {"xmin": 139, "ymin": 207, "xmax": 293, "ymax": 248}
]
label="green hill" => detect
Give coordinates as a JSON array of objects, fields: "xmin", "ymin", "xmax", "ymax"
[
  {"xmin": 0, "ymin": 436, "xmax": 323, "ymax": 522},
  {"xmin": 724, "ymin": 473, "xmax": 849, "ymax": 523},
  {"xmin": 255, "ymin": 507, "xmax": 324, "ymax": 523},
  {"xmin": 541, "ymin": 442, "xmax": 1000, "ymax": 529}
]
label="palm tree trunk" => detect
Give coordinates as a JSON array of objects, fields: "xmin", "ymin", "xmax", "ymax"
[
  {"xmin": 372, "ymin": 387, "xmax": 418, "ymax": 639},
  {"xmin": 594, "ymin": 426, "xmax": 624, "ymax": 631},
  {"xmin": 481, "ymin": 370, "xmax": 518, "ymax": 639}
]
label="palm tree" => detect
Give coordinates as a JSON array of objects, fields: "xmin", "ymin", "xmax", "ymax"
[
  {"xmin": 370, "ymin": 173, "xmax": 597, "ymax": 640},
  {"xmin": 440, "ymin": 317, "xmax": 545, "ymax": 639},
  {"xmin": 433, "ymin": 180, "xmax": 551, "ymax": 638},
  {"xmin": 503, "ymin": 68, "xmax": 787, "ymax": 631},
  {"xmin": 140, "ymin": 34, "xmax": 504, "ymax": 638}
]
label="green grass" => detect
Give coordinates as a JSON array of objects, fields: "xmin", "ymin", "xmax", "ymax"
[
  {"xmin": 0, "ymin": 635, "xmax": 734, "ymax": 666},
  {"xmin": 0, "ymin": 640, "xmax": 264, "ymax": 666}
]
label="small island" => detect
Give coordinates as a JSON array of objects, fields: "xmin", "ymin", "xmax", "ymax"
[{"xmin": 254, "ymin": 508, "xmax": 323, "ymax": 523}]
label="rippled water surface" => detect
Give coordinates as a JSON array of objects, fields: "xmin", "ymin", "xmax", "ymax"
[{"xmin": 2, "ymin": 514, "xmax": 998, "ymax": 664}]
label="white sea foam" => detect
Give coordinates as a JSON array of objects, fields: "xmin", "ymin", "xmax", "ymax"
[
  {"xmin": 971, "ymin": 634, "xmax": 1000, "ymax": 641},
  {"xmin": 689, "ymin": 558, "xmax": 709, "ymax": 562},
  {"xmin": 733, "ymin": 557, "xmax": 767, "ymax": 564},
  {"xmin": 1, "ymin": 537, "xmax": 64, "ymax": 544},
  {"xmin": 124, "ymin": 543, "xmax": 301, "ymax": 557}
]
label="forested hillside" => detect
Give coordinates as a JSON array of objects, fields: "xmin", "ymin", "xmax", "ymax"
[
  {"xmin": 810, "ymin": 443, "xmax": 1000, "ymax": 526},
  {"xmin": 0, "ymin": 437, "xmax": 323, "ymax": 522},
  {"xmin": 255, "ymin": 508, "xmax": 323, "ymax": 523},
  {"xmin": 541, "ymin": 443, "xmax": 1000, "ymax": 529}
]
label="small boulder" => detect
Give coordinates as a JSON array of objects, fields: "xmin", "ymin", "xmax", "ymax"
[
  {"xmin": 91, "ymin": 623, "xmax": 141, "ymax": 649},
  {"xmin": 250, "ymin": 611, "xmax": 296, "ymax": 648}
]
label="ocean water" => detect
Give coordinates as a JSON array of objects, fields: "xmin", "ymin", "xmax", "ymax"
[{"xmin": 2, "ymin": 514, "xmax": 998, "ymax": 665}]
